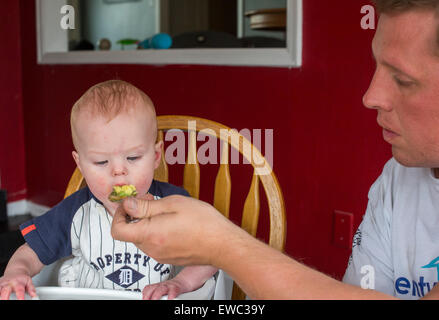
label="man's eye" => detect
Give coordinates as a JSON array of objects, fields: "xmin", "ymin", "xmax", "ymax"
[
  {"xmin": 127, "ymin": 156, "xmax": 141, "ymax": 161},
  {"xmin": 94, "ymin": 160, "xmax": 108, "ymax": 166},
  {"xmin": 394, "ymin": 76, "xmax": 413, "ymax": 88}
]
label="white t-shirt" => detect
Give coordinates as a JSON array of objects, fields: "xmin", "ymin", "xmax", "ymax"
[{"xmin": 343, "ymin": 158, "xmax": 439, "ymax": 299}]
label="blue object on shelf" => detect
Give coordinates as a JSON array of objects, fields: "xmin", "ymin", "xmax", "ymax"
[{"xmin": 138, "ymin": 33, "xmax": 172, "ymax": 49}]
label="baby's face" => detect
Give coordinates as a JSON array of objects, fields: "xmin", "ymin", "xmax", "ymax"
[{"xmin": 72, "ymin": 106, "xmax": 161, "ymax": 215}]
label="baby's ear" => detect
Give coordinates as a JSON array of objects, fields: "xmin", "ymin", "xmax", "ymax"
[
  {"xmin": 72, "ymin": 151, "xmax": 81, "ymax": 170},
  {"xmin": 153, "ymin": 141, "xmax": 163, "ymax": 169}
]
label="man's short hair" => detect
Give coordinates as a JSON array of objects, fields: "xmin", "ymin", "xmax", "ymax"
[
  {"xmin": 372, "ymin": 0, "xmax": 439, "ymax": 14},
  {"xmin": 372, "ymin": 0, "xmax": 439, "ymax": 55}
]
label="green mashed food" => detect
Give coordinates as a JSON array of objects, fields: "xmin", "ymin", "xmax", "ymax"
[{"xmin": 109, "ymin": 184, "xmax": 138, "ymax": 202}]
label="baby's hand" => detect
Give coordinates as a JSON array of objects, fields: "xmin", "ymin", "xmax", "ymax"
[
  {"xmin": 0, "ymin": 273, "xmax": 37, "ymax": 300},
  {"xmin": 142, "ymin": 278, "xmax": 190, "ymax": 300}
]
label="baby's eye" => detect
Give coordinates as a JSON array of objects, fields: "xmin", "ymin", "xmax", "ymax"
[
  {"xmin": 127, "ymin": 156, "xmax": 141, "ymax": 161},
  {"xmin": 94, "ymin": 160, "xmax": 108, "ymax": 166}
]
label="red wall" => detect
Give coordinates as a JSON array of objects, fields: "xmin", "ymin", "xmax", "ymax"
[
  {"xmin": 15, "ymin": 1, "xmax": 392, "ymax": 279},
  {"xmin": 0, "ymin": 0, "xmax": 27, "ymax": 203}
]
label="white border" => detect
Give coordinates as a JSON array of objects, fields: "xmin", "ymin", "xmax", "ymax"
[{"xmin": 36, "ymin": 0, "xmax": 302, "ymax": 67}]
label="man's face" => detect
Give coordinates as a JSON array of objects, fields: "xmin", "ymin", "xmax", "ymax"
[
  {"xmin": 363, "ymin": 9, "xmax": 439, "ymax": 167},
  {"xmin": 72, "ymin": 105, "xmax": 161, "ymax": 215}
]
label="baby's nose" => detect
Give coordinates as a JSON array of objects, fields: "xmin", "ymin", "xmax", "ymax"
[{"xmin": 111, "ymin": 164, "xmax": 127, "ymax": 176}]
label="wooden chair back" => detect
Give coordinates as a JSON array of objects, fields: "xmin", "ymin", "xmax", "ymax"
[{"xmin": 64, "ymin": 115, "xmax": 286, "ymax": 300}]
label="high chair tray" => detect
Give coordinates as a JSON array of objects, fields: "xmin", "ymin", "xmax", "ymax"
[{"xmin": 10, "ymin": 277, "xmax": 215, "ymax": 300}]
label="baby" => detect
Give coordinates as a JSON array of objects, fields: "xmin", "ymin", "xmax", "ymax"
[{"xmin": 0, "ymin": 80, "xmax": 217, "ymax": 300}]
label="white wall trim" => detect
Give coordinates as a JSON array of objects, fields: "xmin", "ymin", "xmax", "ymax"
[
  {"xmin": 7, "ymin": 200, "xmax": 51, "ymax": 218},
  {"xmin": 7, "ymin": 200, "xmax": 28, "ymax": 217},
  {"xmin": 27, "ymin": 201, "xmax": 51, "ymax": 217}
]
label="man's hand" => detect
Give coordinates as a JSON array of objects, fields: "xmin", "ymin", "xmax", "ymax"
[{"xmin": 111, "ymin": 195, "xmax": 245, "ymax": 267}]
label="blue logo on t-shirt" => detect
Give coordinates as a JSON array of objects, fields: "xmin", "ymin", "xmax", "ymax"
[
  {"xmin": 106, "ymin": 265, "xmax": 145, "ymax": 288},
  {"xmin": 421, "ymin": 256, "xmax": 439, "ymax": 280},
  {"xmin": 395, "ymin": 256, "xmax": 439, "ymax": 297}
]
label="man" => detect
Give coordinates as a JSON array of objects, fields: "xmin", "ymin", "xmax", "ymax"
[
  {"xmin": 111, "ymin": 0, "xmax": 439, "ymax": 299},
  {"xmin": 342, "ymin": 0, "xmax": 439, "ymax": 299}
]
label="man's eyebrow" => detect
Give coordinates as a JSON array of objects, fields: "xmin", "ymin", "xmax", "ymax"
[
  {"xmin": 372, "ymin": 50, "xmax": 417, "ymax": 80},
  {"xmin": 382, "ymin": 61, "xmax": 414, "ymax": 78}
]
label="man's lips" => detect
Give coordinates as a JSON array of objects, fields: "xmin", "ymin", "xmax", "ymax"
[
  {"xmin": 382, "ymin": 127, "xmax": 400, "ymax": 142},
  {"xmin": 377, "ymin": 120, "xmax": 399, "ymax": 142}
]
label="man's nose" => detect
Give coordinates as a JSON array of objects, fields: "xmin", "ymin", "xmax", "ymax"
[{"xmin": 363, "ymin": 70, "xmax": 393, "ymax": 112}]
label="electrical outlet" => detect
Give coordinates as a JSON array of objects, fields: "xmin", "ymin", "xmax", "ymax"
[{"xmin": 332, "ymin": 210, "xmax": 354, "ymax": 249}]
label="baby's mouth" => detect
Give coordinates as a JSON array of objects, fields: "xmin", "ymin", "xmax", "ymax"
[{"xmin": 108, "ymin": 185, "xmax": 138, "ymax": 202}]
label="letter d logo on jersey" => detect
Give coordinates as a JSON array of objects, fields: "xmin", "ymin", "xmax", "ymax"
[{"xmin": 106, "ymin": 266, "xmax": 145, "ymax": 288}]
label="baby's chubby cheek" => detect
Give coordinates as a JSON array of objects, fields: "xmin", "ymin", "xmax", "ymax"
[
  {"xmin": 87, "ymin": 177, "xmax": 112, "ymax": 202},
  {"xmin": 132, "ymin": 176, "xmax": 154, "ymax": 197}
]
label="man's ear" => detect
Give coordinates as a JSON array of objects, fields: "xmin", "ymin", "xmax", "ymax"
[
  {"xmin": 72, "ymin": 151, "xmax": 82, "ymax": 171},
  {"xmin": 153, "ymin": 141, "xmax": 163, "ymax": 170}
]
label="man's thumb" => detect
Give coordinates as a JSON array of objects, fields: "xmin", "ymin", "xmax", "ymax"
[{"xmin": 123, "ymin": 194, "xmax": 154, "ymax": 219}]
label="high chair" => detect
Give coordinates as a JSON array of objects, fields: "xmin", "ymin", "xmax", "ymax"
[{"xmin": 64, "ymin": 115, "xmax": 286, "ymax": 300}]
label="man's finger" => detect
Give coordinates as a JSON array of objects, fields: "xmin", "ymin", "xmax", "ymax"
[
  {"xmin": 123, "ymin": 195, "xmax": 180, "ymax": 220},
  {"xmin": 111, "ymin": 207, "xmax": 145, "ymax": 243},
  {"xmin": 111, "ymin": 195, "xmax": 183, "ymax": 244},
  {"xmin": 122, "ymin": 197, "xmax": 149, "ymax": 219},
  {"xmin": 120, "ymin": 193, "xmax": 154, "ymax": 220},
  {"xmin": 141, "ymin": 195, "xmax": 183, "ymax": 218},
  {"xmin": 136, "ymin": 193, "xmax": 155, "ymax": 201}
]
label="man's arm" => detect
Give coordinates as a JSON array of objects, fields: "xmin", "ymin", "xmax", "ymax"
[
  {"xmin": 421, "ymin": 284, "xmax": 439, "ymax": 299},
  {"xmin": 218, "ymin": 228, "xmax": 395, "ymax": 299},
  {"xmin": 111, "ymin": 196, "xmax": 398, "ymax": 300}
]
